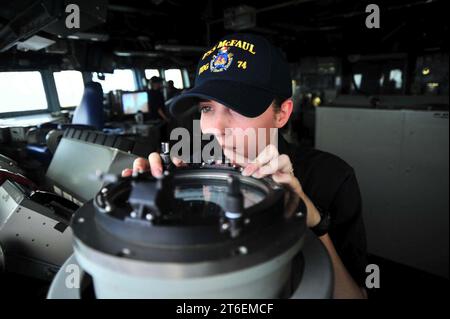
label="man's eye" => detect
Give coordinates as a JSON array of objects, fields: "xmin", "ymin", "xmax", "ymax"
[{"xmin": 200, "ymin": 105, "xmax": 212, "ymax": 113}]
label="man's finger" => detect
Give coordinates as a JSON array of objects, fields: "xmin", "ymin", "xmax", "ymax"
[
  {"xmin": 121, "ymin": 168, "xmax": 133, "ymax": 177},
  {"xmin": 271, "ymin": 171, "xmax": 292, "ymax": 184},
  {"xmin": 272, "ymin": 172, "xmax": 303, "ymax": 198},
  {"xmin": 133, "ymin": 157, "xmax": 150, "ymax": 173},
  {"xmin": 148, "ymin": 152, "xmax": 163, "ymax": 177},
  {"xmin": 254, "ymin": 154, "xmax": 292, "ymax": 178},
  {"xmin": 172, "ymin": 156, "xmax": 187, "ymax": 167},
  {"xmin": 242, "ymin": 144, "xmax": 279, "ymax": 176}
]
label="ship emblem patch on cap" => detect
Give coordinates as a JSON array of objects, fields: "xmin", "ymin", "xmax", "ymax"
[{"xmin": 210, "ymin": 47, "xmax": 233, "ymax": 72}]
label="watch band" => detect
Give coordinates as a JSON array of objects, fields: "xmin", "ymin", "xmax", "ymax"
[{"xmin": 310, "ymin": 205, "xmax": 331, "ymax": 237}]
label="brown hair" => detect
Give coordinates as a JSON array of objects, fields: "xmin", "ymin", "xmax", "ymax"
[
  {"xmin": 271, "ymin": 96, "xmax": 291, "ymax": 132},
  {"xmin": 272, "ymin": 96, "xmax": 289, "ymax": 113}
]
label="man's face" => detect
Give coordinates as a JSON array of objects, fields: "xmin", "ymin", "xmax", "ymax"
[{"xmin": 199, "ymin": 99, "xmax": 279, "ymax": 163}]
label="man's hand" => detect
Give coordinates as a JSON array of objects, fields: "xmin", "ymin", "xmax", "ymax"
[
  {"xmin": 121, "ymin": 153, "xmax": 185, "ymax": 178},
  {"xmin": 122, "ymin": 145, "xmax": 321, "ymax": 228},
  {"xmin": 227, "ymin": 144, "xmax": 366, "ymax": 298},
  {"xmin": 239, "ymin": 144, "xmax": 321, "ymax": 228}
]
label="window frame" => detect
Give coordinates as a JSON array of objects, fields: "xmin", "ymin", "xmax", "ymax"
[
  {"xmin": 0, "ymin": 69, "xmax": 57, "ymax": 119},
  {"xmin": 91, "ymin": 68, "xmax": 138, "ymax": 94},
  {"xmin": 53, "ymin": 70, "xmax": 86, "ymax": 109},
  {"xmin": 144, "ymin": 69, "xmax": 161, "ymax": 81},
  {"xmin": 163, "ymin": 68, "xmax": 184, "ymax": 89}
]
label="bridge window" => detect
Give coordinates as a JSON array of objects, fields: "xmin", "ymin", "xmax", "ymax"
[
  {"xmin": 144, "ymin": 69, "xmax": 160, "ymax": 80},
  {"xmin": 389, "ymin": 69, "xmax": 403, "ymax": 90},
  {"xmin": 53, "ymin": 70, "xmax": 85, "ymax": 108},
  {"xmin": 352, "ymin": 74, "xmax": 362, "ymax": 90},
  {"xmin": 0, "ymin": 71, "xmax": 48, "ymax": 114},
  {"xmin": 92, "ymin": 69, "xmax": 137, "ymax": 93},
  {"xmin": 164, "ymin": 69, "xmax": 184, "ymax": 89}
]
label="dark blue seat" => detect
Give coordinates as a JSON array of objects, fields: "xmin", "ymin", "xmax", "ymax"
[
  {"xmin": 25, "ymin": 144, "xmax": 53, "ymax": 165},
  {"xmin": 26, "ymin": 81, "xmax": 105, "ymax": 164},
  {"xmin": 71, "ymin": 81, "xmax": 104, "ymax": 130}
]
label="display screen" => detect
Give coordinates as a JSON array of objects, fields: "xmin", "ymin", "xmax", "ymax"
[{"xmin": 122, "ymin": 91, "xmax": 149, "ymax": 114}]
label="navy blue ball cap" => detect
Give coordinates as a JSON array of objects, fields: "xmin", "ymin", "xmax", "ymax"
[{"xmin": 170, "ymin": 33, "xmax": 292, "ymax": 118}]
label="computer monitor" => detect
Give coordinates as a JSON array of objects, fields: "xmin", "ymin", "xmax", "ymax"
[{"xmin": 121, "ymin": 91, "xmax": 149, "ymax": 115}]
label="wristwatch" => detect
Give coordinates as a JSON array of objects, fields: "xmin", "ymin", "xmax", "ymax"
[{"xmin": 310, "ymin": 205, "xmax": 331, "ymax": 237}]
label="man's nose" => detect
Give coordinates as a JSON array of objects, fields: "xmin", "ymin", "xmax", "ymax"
[{"xmin": 204, "ymin": 115, "xmax": 228, "ymax": 136}]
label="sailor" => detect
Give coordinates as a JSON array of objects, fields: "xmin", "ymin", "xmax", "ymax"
[{"xmin": 123, "ymin": 33, "xmax": 368, "ymax": 299}]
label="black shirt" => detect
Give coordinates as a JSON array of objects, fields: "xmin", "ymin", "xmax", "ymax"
[
  {"xmin": 147, "ymin": 89, "xmax": 165, "ymax": 120},
  {"xmin": 279, "ymin": 136, "xmax": 368, "ymax": 287},
  {"xmin": 167, "ymin": 87, "xmax": 181, "ymax": 100},
  {"xmin": 190, "ymin": 133, "xmax": 368, "ymax": 287}
]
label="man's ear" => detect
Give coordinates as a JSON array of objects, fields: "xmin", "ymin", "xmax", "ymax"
[{"xmin": 275, "ymin": 98, "xmax": 293, "ymax": 129}]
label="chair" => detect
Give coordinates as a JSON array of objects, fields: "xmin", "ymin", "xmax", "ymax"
[
  {"xmin": 70, "ymin": 81, "xmax": 104, "ymax": 130},
  {"xmin": 26, "ymin": 82, "xmax": 105, "ymax": 163}
]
